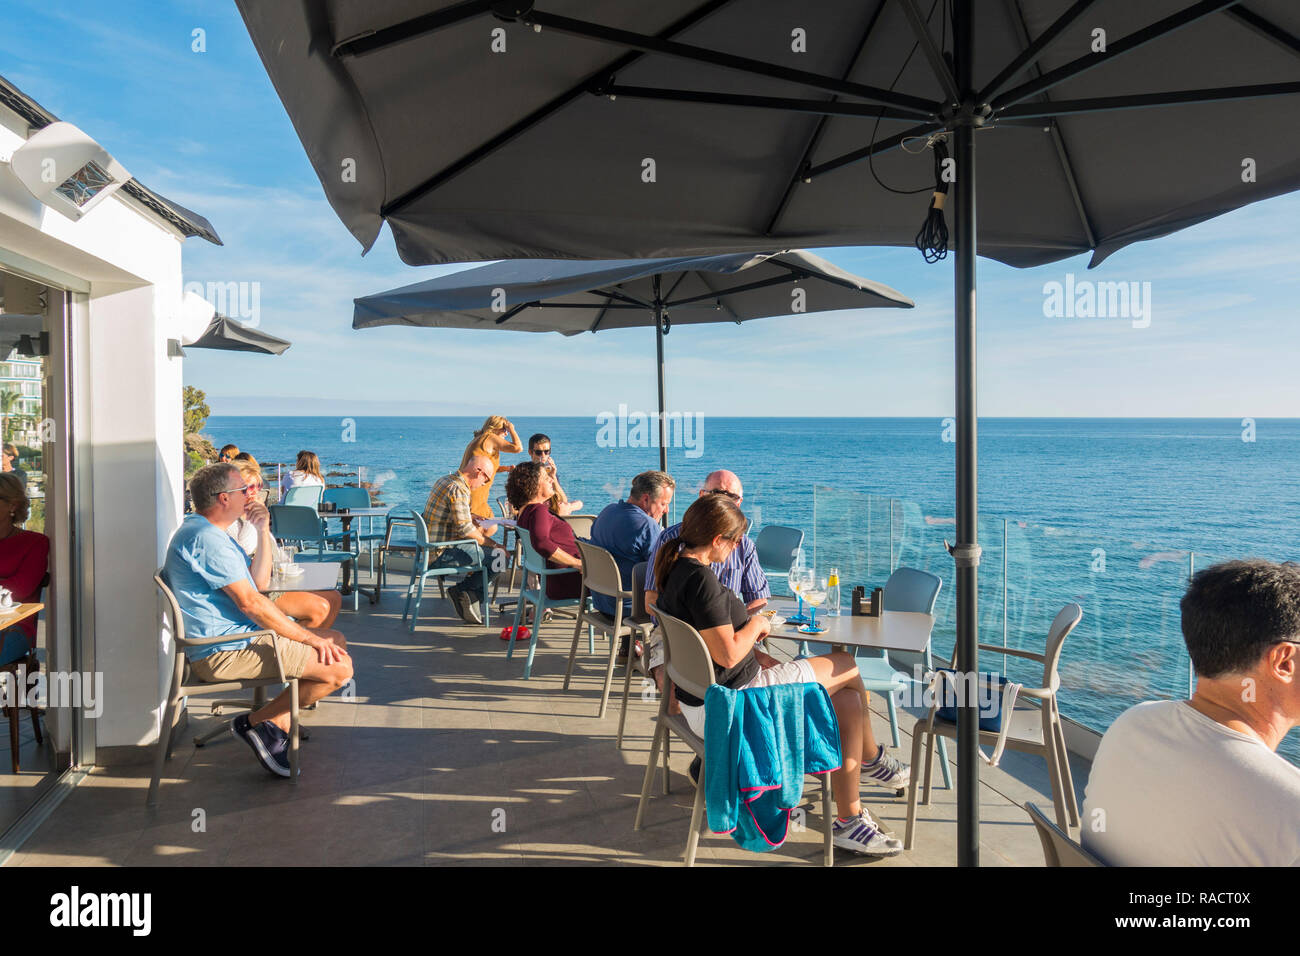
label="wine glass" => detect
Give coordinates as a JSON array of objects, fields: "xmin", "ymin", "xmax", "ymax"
[
  {"xmin": 798, "ymin": 576, "xmax": 828, "ymax": 634},
  {"xmin": 787, "ymin": 552, "xmax": 810, "ymax": 624}
]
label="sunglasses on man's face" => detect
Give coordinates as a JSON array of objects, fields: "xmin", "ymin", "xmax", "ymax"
[
  {"xmin": 531, "ymin": 447, "xmax": 551, "ymax": 456},
  {"xmin": 223, "ymin": 484, "xmax": 250, "ymax": 496},
  {"xmin": 706, "ymin": 487, "xmax": 741, "ymax": 501}
]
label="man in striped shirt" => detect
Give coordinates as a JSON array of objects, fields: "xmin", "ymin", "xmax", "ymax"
[
  {"xmin": 644, "ymin": 469, "xmax": 770, "ymax": 610},
  {"xmin": 422, "ymin": 455, "xmax": 506, "ymax": 625}
]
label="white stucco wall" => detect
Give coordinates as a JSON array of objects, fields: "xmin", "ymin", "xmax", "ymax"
[{"xmin": 1, "ymin": 107, "xmax": 195, "ymax": 751}]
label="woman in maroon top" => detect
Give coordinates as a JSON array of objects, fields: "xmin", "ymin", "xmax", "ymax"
[
  {"xmin": 0, "ymin": 473, "xmax": 49, "ymax": 665},
  {"xmin": 506, "ymin": 462, "xmax": 583, "ymax": 600}
]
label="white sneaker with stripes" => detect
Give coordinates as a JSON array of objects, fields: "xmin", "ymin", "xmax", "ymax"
[
  {"xmin": 832, "ymin": 810, "xmax": 903, "ymax": 856},
  {"xmin": 861, "ymin": 745, "xmax": 910, "ymax": 792}
]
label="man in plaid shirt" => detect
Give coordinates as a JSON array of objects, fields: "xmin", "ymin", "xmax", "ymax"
[{"xmin": 422, "ymin": 454, "xmax": 507, "ymax": 625}]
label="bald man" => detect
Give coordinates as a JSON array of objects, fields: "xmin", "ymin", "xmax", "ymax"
[
  {"xmin": 644, "ymin": 468, "xmax": 770, "ymax": 625},
  {"xmin": 422, "ymin": 454, "xmax": 507, "ymax": 625}
]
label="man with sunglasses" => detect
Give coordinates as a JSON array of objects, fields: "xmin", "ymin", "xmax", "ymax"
[
  {"xmin": 163, "ymin": 463, "xmax": 353, "ymax": 779},
  {"xmin": 422, "ymin": 454, "xmax": 507, "ymax": 625},
  {"xmin": 1083, "ymin": 559, "xmax": 1300, "ymax": 866},
  {"xmin": 526, "ymin": 433, "xmax": 583, "ymax": 516}
]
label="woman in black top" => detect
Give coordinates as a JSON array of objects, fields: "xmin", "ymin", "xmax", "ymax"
[{"xmin": 653, "ymin": 493, "xmax": 908, "ymax": 856}]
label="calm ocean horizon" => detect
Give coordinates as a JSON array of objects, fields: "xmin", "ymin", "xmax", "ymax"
[{"xmin": 208, "ymin": 415, "xmax": 1299, "ymax": 763}]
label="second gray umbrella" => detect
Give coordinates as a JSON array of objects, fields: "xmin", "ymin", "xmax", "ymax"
[{"xmin": 354, "ymin": 250, "xmax": 913, "ymax": 469}]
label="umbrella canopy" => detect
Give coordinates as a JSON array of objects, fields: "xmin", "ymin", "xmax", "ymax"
[
  {"xmin": 237, "ymin": 0, "xmax": 1299, "ymax": 268},
  {"xmin": 183, "ymin": 314, "xmax": 292, "ymax": 355},
  {"xmin": 355, "ymin": 250, "xmax": 912, "ymax": 470},
  {"xmin": 354, "ymin": 250, "xmax": 912, "ymax": 331},
  {"xmin": 239, "ymin": 0, "xmax": 1300, "ymax": 866}
]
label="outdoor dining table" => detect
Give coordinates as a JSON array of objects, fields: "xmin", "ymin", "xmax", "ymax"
[
  {"xmin": 0, "ymin": 602, "xmax": 43, "ymax": 632},
  {"xmin": 765, "ymin": 600, "xmax": 935, "ymax": 656},
  {"xmin": 319, "ymin": 506, "xmax": 390, "ymax": 599},
  {"xmin": 262, "ymin": 562, "xmax": 341, "ymax": 594}
]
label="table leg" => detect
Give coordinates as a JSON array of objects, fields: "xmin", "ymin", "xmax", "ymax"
[{"xmin": 340, "ymin": 517, "xmax": 353, "ymax": 594}]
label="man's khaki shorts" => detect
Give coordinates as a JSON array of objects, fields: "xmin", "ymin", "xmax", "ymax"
[{"xmin": 189, "ymin": 633, "xmax": 316, "ymax": 682}]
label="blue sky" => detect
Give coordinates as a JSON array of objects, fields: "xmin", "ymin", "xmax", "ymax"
[{"xmin": 4, "ymin": 0, "xmax": 1299, "ymax": 417}]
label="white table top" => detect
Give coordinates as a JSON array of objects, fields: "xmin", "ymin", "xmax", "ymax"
[
  {"xmin": 767, "ymin": 600, "xmax": 934, "ymax": 653},
  {"xmin": 265, "ymin": 562, "xmax": 341, "ymax": 593},
  {"xmin": 320, "ymin": 506, "xmax": 390, "ymax": 517}
]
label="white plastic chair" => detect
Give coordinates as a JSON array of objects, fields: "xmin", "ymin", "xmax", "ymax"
[
  {"xmin": 904, "ymin": 603, "xmax": 1083, "ymax": 849},
  {"xmin": 634, "ymin": 604, "xmax": 833, "ymax": 867}
]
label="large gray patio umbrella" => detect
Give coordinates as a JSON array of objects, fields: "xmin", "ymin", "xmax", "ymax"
[
  {"xmin": 183, "ymin": 314, "xmax": 292, "ymax": 356},
  {"xmin": 354, "ymin": 251, "xmax": 913, "ymax": 470},
  {"xmin": 238, "ymin": 0, "xmax": 1300, "ymax": 865}
]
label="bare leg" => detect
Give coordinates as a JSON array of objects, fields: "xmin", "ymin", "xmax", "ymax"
[
  {"xmin": 803, "ymin": 652, "xmax": 877, "ymax": 816},
  {"xmin": 274, "ymin": 590, "xmax": 341, "ymax": 628},
  {"xmin": 250, "ymin": 628, "xmax": 352, "ymax": 733}
]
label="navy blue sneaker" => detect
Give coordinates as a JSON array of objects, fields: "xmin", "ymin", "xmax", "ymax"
[{"xmin": 231, "ymin": 714, "xmax": 291, "ymax": 778}]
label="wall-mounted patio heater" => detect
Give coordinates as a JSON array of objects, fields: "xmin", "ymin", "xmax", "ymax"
[{"xmin": 1, "ymin": 120, "xmax": 130, "ymax": 221}]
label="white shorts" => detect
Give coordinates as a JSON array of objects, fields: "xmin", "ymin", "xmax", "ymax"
[{"xmin": 679, "ymin": 657, "xmax": 818, "ymax": 738}]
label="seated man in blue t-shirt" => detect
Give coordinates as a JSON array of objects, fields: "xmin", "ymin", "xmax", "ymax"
[
  {"xmin": 589, "ymin": 470, "xmax": 675, "ymax": 656},
  {"xmin": 163, "ymin": 463, "xmax": 353, "ymax": 778}
]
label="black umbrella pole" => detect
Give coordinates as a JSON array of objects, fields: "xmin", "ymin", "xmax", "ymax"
[
  {"xmin": 654, "ymin": 303, "xmax": 668, "ymax": 476},
  {"xmin": 953, "ymin": 0, "xmax": 980, "ymax": 870}
]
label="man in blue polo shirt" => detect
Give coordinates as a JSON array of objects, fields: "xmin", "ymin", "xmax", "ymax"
[
  {"xmin": 589, "ymin": 470, "xmax": 675, "ymax": 654},
  {"xmin": 163, "ymin": 463, "xmax": 353, "ymax": 778}
]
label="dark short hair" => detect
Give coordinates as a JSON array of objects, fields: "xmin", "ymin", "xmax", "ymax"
[
  {"xmin": 190, "ymin": 463, "xmax": 240, "ymax": 512},
  {"xmin": 1181, "ymin": 559, "xmax": 1300, "ymax": 678},
  {"xmin": 506, "ymin": 461, "xmax": 545, "ymax": 509},
  {"xmin": 528, "ymin": 433, "xmax": 551, "ymax": 453},
  {"xmin": 630, "ymin": 470, "xmax": 675, "ymax": 500}
]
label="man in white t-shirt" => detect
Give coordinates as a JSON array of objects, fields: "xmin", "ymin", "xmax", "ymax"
[{"xmin": 1083, "ymin": 558, "xmax": 1300, "ymax": 866}]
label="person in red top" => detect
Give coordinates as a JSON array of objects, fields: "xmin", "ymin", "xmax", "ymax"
[
  {"xmin": 506, "ymin": 462, "xmax": 582, "ymax": 600},
  {"xmin": 0, "ymin": 473, "xmax": 49, "ymax": 665}
]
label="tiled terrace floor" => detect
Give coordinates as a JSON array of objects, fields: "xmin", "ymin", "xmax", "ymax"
[{"xmin": 9, "ymin": 576, "xmax": 1089, "ymax": 866}]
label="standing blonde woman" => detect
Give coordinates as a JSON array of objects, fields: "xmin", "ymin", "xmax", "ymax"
[{"xmin": 459, "ymin": 416, "xmax": 522, "ymax": 519}]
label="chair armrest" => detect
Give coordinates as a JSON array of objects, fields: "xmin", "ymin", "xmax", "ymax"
[
  {"xmin": 428, "ymin": 538, "xmax": 480, "ymax": 550},
  {"xmin": 1013, "ymin": 680, "xmax": 1058, "ymax": 700},
  {"xmin": 976, "ymin": 643, "xmax": 1045, "ymax": 663},
  {"xmin": 176, "ymin": 628, "xmax": 277, "ymax": 649}
]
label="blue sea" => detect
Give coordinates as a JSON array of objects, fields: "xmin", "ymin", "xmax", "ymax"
[{"xmin": 209, "ymin": 415, "xmax": 1299, "ymax": 764}]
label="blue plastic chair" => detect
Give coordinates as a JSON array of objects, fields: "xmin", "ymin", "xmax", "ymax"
[
  {"xmin": 860, "ymin": 567, "xmax": 951, "ymax": 789},
  {"xmin": 324, "ymin": 486, "xmax": 384, "ymax": 574},
  {"xmin": 754, "ymin": 525, "xmax": 804, "ymax": 586},
  {"xmin": 402, "ymin": 509, "xmax": 490, "ymax": 632},
  {"xmin": 283, "ymin": 484, "xmax": 323, "ymax": 508},
  {"xmin": 268, "ymin": 504, "xmax": 361, "ymax": 610},
  {"xmin": 507, "ymin": 526, "xmax": 591, "ymax": 680}
]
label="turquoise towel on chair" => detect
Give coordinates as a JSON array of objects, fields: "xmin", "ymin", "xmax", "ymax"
[{"xmin": 703, "ymin": 682, "xmax": 841, "ymax": 852}]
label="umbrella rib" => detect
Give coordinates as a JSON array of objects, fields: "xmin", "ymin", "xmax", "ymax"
[
  {"xmin": 979, "ymin": 0, "xmax": 1100, "ymax": 103},
  {"xmin": 599, "ymin": 84, "xmax": 927, "ymax": 122},
  {"xmin": 805, "ymin": 120, "xmax": 943, "ymax": 180},
  {"xmin": 527, "ymin": 9, "xmax": 939, "ymax": 117},
  {"xmin": 895, "ymin": 0, "xmax": 961, "ymax": 105},
  {"xmin": 493, "ymin": 301, "xmax": 534, "ymax": 325},
  {"xmin": 990, "ymin": 0, "xmax": 1242, "ymax": 112},
  {"xmin": 332, "ymin": 0, "xmax": 494, "ymax": 57},
  {"xmin": 589, "ymin": 294, "xmax": 615, "ymax": 333},
  {"xmin": 764, "ymin": 0, "xmax": 890, "ymax": 236},
  {"xmin": 381, "ymin": 0, "xmax": 739, "ymax": 218},
  {"xmin": 1226, "ymin": 6, "xmax": 1300, "ymax": 60},
  {"xmin": 998, "ymin": 82, "xmax": 1300, "ymax": 118},
  {"xmin": 1000, "ymin": 0, "xmax": 1096, "ymax": 251},
  {"xmin": 666, "ymin": 273, "xmax": 802, "ymax": 307}
]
